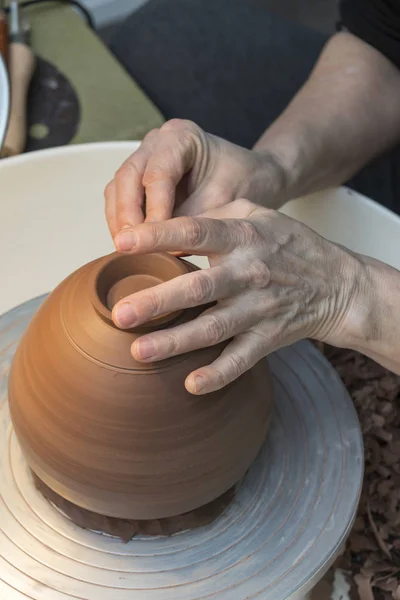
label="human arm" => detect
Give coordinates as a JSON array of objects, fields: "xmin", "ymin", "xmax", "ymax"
[
  {"xmin": 254, "ymin": 30, "xmax": 400, "ymax": 200},
  {"xmin": 106, "ymin": 22, "xmax": 400, "ymax": 250},
  {"xmin": 343, "ymin": 256, "xmax": 400, "ymax": 375},
  {"xmin": 110, "ymin": 200, "xmax": 400, "ymax": 394}
]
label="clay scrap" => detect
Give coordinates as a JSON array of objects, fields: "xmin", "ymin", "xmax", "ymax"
[
  {"xmin": 317, "ymin": 345, "xmax": 400, "ymax": 600},
  {"xmin": 33, "ymin": 472, "xmax": 235, "ymax": 542}
]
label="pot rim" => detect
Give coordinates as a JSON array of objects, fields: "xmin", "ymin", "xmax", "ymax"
[{"xmin": 88, "ymin": 252, "xmax": 189, "ymax": 333}]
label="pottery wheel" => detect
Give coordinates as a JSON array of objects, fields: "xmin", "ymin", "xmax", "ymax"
[{"xmin": 0, "ymin": 296, "xmax": 363, "ymax": 600}]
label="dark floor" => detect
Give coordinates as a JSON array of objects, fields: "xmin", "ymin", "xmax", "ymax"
[{"xmin": 100, "ymin": 0, "xmax": 339, "ymax": 43}]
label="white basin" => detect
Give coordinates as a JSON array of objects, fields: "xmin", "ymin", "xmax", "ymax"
[
  {"xmin": 282, "ymin": 186, "xmax": 400, "ymax": 268},
  {"xmin": 1, "ymin": 141, "xmax": 399, "ymax": 317}
]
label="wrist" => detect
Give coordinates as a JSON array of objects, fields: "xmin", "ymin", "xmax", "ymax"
[
  {"xmin": 241, "ymin": 148, "xmax": 292, "ymax": 210},
  {"xmin": 327, "ymin": 254, "xmax": 393, "ymax": 356},
  {"xmin": 252, "ymin": 126, "xmax": 312, "ymax": 208},
  {"xmin": 308, "ymin": 245, "xmax": 367, "ymax": 348}
]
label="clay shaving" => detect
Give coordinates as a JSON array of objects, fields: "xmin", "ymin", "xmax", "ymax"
[
  {"xmin": 33, "ymin": 472, "xmax": 235, "ymax": 542},
  {"xmin": 311, "ymin": 344, "xmax": 400, "ymax": 600}
]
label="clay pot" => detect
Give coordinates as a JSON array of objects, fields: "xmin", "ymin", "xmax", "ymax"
[{"xmin": 8, "ymin": 252, "xmax": 273, "ymax": 520}]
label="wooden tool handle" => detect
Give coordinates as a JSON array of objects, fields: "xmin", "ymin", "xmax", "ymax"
[
  {"xmin": 2, "ymin": 42, "xmax": 35, "ymax": 157},
  {"xmin": 0, "ymin": 14, "xmax": 8, "ymax": 63}
]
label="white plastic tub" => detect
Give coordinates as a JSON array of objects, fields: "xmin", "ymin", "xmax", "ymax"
[
  {"xmin": 282, "ymin": 186, "xmax": 400, "ymax": 268},
  {"xmin": 1, "ymin": 141, "xmax": 394, "ymax": 600},
  {"xmin": 1, "ymin": 141, "xmax": 399, "ymax": 317}
]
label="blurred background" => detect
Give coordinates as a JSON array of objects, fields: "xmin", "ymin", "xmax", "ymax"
[{"xmin": 99, "ymin": 0, "xmax": 339, "ymax": 42}]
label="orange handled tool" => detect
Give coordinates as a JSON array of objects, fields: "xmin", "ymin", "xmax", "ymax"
[
  {"xmin": 0, "ymin": 1, "xmax": 8, "ymax": 64},
  {"xmin": 2, "ymin": 0, "xmax": 35, "ymax": 157}
]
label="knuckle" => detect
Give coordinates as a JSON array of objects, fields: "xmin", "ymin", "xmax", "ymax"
[
  {"xmin": 160, "ymin": 118, "xmax": 186, "ymax": 133},
  {"xmin": 142, "ymin": 127, "xmax": 160, "ymax": 143},
  {"xmin": 104, "ymin": 180, "xmax": 114, "ymax": 198},
  {"xmin": 247, "ymin": 260, "xmax": 270, "ymax": 288},
  {"xmin": 237, "ymin": 220, "xmax": 260, "ymax": 245},
  {"xmin": 114, "ymin": 165, "xmax": 125, "ymax": 180},
  {"xmin": 115, "ymin": 160, "xmax": 140, "ymax": 181},
  {"xmin": 144, "ymin": 289, "xmax": 162, "ymax": 315},
  {"xmin": 227, "ymin": 352, "xmax": 248, "ymax": 378},
  {"xmin": 145, "ymin": 222, "xmax": 161, "ymax": 246},
  {"xmin": 164, "ymin": 332, "xmax": 180, "ymax": 355},
  {"xmin": 142, "ymin": 169, "xmax": 158, "ymax": 187},
  {"xmin": 181, "ymin": 119, "xmax": 199, "ymax": 131},
  {"xmin": 204, "ymin": 314, "xmax": 229, "ymax": 345},
  {"xmin": 189, "ymin": 272, "xmax": 215, "ymax": 304},
  {"xmin": 262, "ymin": 324, "xmax": 282, "ymax": 348},
  {"xmin": 182, "ymin": 217, "xmax": 206, "ymax": 248},
  {"xmin": 253, "ymin": 297, "xmax": 271, "ymax": 321},
  {"xmin": 161, "ymin": 118, "xmax": 198, "ymax": 134},
  {"xmin": 142, "ymin": 164, "xmax": 169, "ymax": 187}
]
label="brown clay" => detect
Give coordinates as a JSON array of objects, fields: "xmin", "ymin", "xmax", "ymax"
[
  {"xmin": 33, "ymin": 472, "xmax": 236, "ymax": 542},
  {"xmin": 8, "ymin": 252, "xmax": 274, "ymax": 520}
]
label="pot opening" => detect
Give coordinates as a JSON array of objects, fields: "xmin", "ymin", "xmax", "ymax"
[
  {"xmin": 103, "ymin": 273, "xmax": 162, "ymax": 311},
  {"xmin": 91, "ymin": 253, "xmax": 188, "ymax": 330}
]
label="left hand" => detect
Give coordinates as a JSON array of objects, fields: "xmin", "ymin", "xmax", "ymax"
[{"xmin": 112, "ymin": 199, "xmax": 364, "ymax": 394}]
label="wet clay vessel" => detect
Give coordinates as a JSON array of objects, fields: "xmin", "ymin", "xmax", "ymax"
[{"xmin": 8, "ymin": 252, "xmax": 274, "ymax": 520}]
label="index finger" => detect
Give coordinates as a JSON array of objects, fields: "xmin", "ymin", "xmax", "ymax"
[
  {"xmin": 115, "ymin": 216, "xmax": 243, "ymax": 256},
  {"xmin": 111, "ymin": 129, "xmax": 160, "ymax": 233},
  {"xmin": 142, "ymin": 120, "xmax": 200, "ymax": 223}
]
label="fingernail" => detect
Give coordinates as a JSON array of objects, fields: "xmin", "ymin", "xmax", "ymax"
[
  {"xmin": 115, "ymin": 230, "xmax": 137, "ymax": 252},
  {"xmin": 114, "ymin": 303, "xmax": 136, "ymax": 328},
  {"xmin": 137, "ymin": 338, "xmax": 156, "ymax": 360},
  {"xmin": 193, "ymin": 374, "xmax": 206, "ymax": 393}
]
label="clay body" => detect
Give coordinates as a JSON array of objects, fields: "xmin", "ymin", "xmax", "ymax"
[{"xmin": 8, "ymin": 252, "xmax": 273, "ymax": 520}]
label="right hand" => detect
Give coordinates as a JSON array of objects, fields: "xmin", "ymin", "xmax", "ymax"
[
  {"xmin": 104, "ymin": 119, "xmax": 287, "ymax": 252},
  {"xmin": 110, "ymin": 199, "xmax": 363, "ymax": 393}
]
